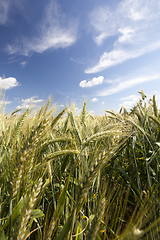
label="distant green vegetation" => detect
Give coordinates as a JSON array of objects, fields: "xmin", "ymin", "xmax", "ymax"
[{"xmin": 1, "ymin": 92, "xmax": 160, "ymax": 240}]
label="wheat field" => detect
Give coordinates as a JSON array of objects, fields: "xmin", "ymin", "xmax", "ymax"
[{"xmin": 0, "ymin": 92, "xmax": 160, "ymax": 239}]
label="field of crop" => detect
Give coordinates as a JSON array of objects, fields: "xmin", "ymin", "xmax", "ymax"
[{"xmin": 1, "ymin": 92, "xmax": 160, "ymax": 240}]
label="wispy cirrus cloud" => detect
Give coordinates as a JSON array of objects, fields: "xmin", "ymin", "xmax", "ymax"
[
  {"xmin": 0, "ymin": 76, "xmax": 19, "ymax": 90},
  {"xmin": 0, "ymin": 0, "xmax": 10, "ymax": 25},
  {"xmin": 79, "ymin": 76, "xmax": 104, "ymax": 88},
  {"xmin": 19, "ymin": 61, "xmax": 27, "ymax": 68},
  {"xmin": 86, "ymin": 0, "xmax": 160, "ymax": 73},
  {"xmin": 119, "ymin": 94, "xmax": 140, "ymax": 108},
  {"xmin": 17, "ymin": 96, "xmax": 43, "ymax": 109},
  {"xmin": 97, "ymin": 74, "xmax": 160, "ymax": 96},
  {"xmin": 0, "ymin": 0, "xmax": 25, "ymax": 25},
  {"xmin": 120, "ymin": 95, "xmax": 140, "ymax": 102},
  {"xmin": 7, "ymin": 0, "xmax": 78, "ymax": 56}
]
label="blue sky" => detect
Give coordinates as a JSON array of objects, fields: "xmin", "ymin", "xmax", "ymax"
[{"xmin": 1, "ymin": 0, "xmax": 160, "ymax": 115}]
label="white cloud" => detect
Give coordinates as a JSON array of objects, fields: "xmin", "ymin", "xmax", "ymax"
[
  {"xmin": 0, "ymin": 0, "xmax": 25, "ymax": 25},
  {"xmin": 120, "ymin": 94, "xmax": 140, "ymax": 101},
  {"xmin": 87, "ymin": 0, "xmax": 160, "ymax": 73},
  {"xmin": 71, "ymin": 107, "xmax": 82, "ymax": 116},
  {"xmin": 19, "ymin": 61, "xmax": 27, "ymax": 67},
  {"xmin": 89, "ymin": 110, "xmax": 94, "ymax": 114},
  {"xmin": 118, "ymin": 27, "xmax": 134, "ymax": 43},
  {"xmin": 86, "ymin": 49, "xmax": 129, "ymax": 73},
  {"xmin": 119, "ymin": 101, "xmax": 137, "ymax": 109},
  {"xmin": 17, "ymin": 96, "xmax": 43, "ymax": 109},
  {"xmin": 0, "ymin": 76, "xmax": 19, "ymax": 90},
  {"xmin": 98, "ymin": 74, "xmax": 160, "ymax": 96},
  {"xmin": 119, "ymin": 94, "xmax": 140, "ymax": 108},
  {"xmin": 79, "ymin": 76, "xmax": 104, "ymax": 88},
  {"xmin": 120, "ymin": 0, "xmax": 155, "ymax": 21},
  {"xmin": 7, "ymin": 0, "xmax": 77, "ymax": 55},
  {"xmin": 0, "ymin": 1, "xmax": 10, "ymax": 25},
  {"xmin": 91, "ymin": 98, "xmax": 98, "ymax": 102},
  {"xmin": 0, "ymin": 100, "xmax": 12, "ymax": 105},
  {"xmin": 86, "ymin": 42, "xmax": 160, "ymax": 74},
  {"xmin": 89, "ymin": 6, "xmax": 117, "ymax": 45}
]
